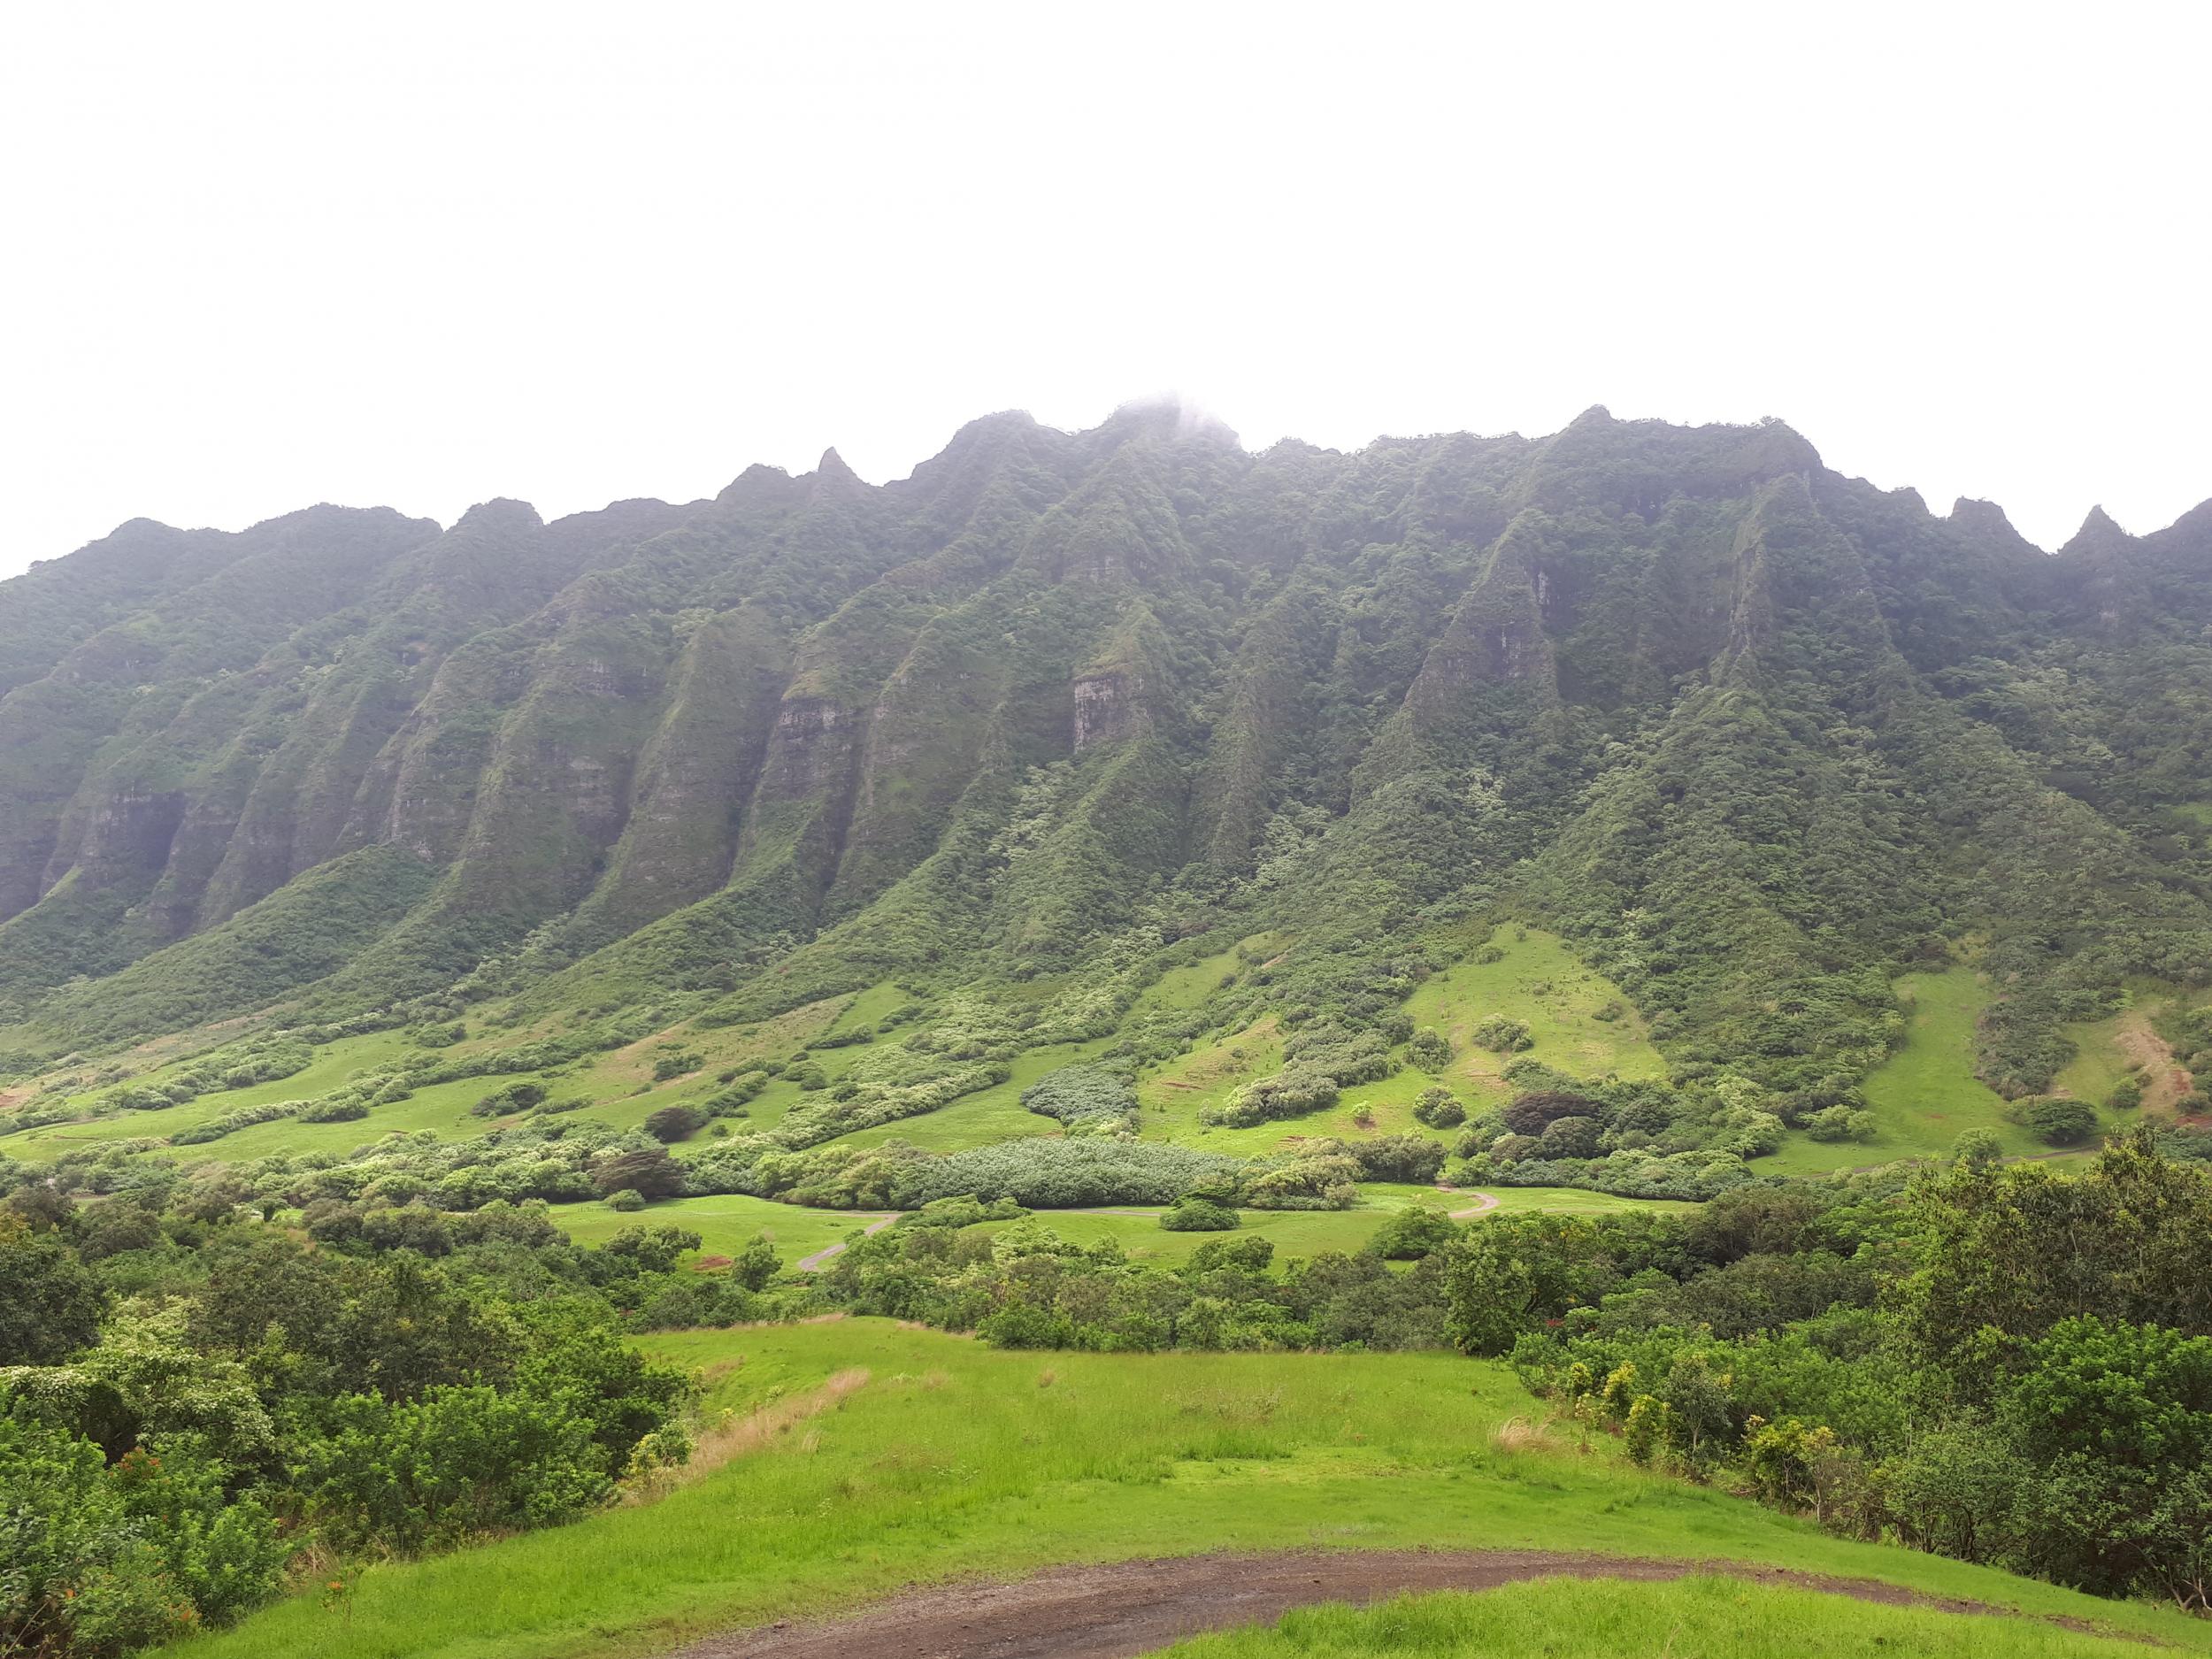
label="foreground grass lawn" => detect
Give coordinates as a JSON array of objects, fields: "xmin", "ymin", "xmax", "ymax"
[
  {"xmin": 165, "ymin": 1319, "xmax": 2208, "ymax": 1659},
  {"xmin": 1156, "ymin": 1578, "xmax": 2164, "ymax": 1658}
]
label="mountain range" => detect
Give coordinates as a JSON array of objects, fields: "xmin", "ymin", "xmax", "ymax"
[{"xmin": 4, "ymin": 403, "xmax": 2209, "ymax": 1115}]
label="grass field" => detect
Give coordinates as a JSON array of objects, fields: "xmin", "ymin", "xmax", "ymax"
[
  {"xmin": 975, "ymin": 1186, "xmax": 1692, "ymax": 1263},
  {"xmin": 160, "ymin": 1319, "xmax": 2206, "ymax": 1659},
  {"xmin": 1137, "ymin": 929, "xmax": 1664, "ymax": 1158},
  {"xmin": 546, "ymin": 1194, "xmax": 888, "ymax": 1265},
  {"xmin": 1154, "ymin": 1578, "xmax": 2162, "ymax": 1658},
  {"xmin": 832, "ymin": 1039, "xmax": 1112, "ymax": 1152},
  {"xmin": 1767, "ymin": 971, "xmax": 2134, "ymax": 1176},
  {"xmin": 549, "ymin": 1184, "xmax": 1694, "ymax": 1272}
]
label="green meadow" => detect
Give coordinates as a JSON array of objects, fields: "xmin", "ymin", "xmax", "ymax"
[
  {"xmin": 546, "ymin": 1193, "xmax": 888, "ymax": 1265},
  {"xmin": 1138, "ymin": 929, "xmax": 1665, "ymax": 1157},
  {"xmin": 1768, "ymin": 970, "xmax": 2139, "ymax": 1175},
  {"xmin": 161, "ymin": 1318, "xmax": 2207, "ymax": 1659},
  {"xmin": 1155, "ymin": 1578, "xmax": 2165, "ymax": 1659}
]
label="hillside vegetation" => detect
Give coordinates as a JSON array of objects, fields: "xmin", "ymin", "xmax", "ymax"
[{"xmin": 5, "ymin": 407, "xmax": 2212, "ymax": 1657}]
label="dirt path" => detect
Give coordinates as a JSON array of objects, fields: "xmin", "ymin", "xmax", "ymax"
[
  {"xmin": 2115, "ymin": 1010, "xmax": 2193, "ymax": 1114},
  {"xmin": 667, "ymin": 1548, "xmax": 2142, "ymax": 1658},
  {"xmin": 1435, "ymin": 1184, "xmax": 1499, "ymax": 1220},
  {"xmin": 794, "ymin": 1214, "xmax": 900, "ymax": 1271}
]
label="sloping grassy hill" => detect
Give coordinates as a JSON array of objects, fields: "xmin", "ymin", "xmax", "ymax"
[
  {"xmin": 162, "ymin": 1319, "xmax": 2205, "ymax": 1659},
  {"xmin": 1768, "ymin": 970, "xmax": 2142, "ymax": 1175},
  {"xmin": 1156, "ymin": 1578, "xmax": 2161, "ymax": 1658},
  {"xmin": 1138, "ymin": 928, "xmax": 1664, "ymax": 1156}
]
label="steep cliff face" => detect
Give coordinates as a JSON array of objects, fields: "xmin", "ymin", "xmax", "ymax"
[
  {"xmin": 3, "ymin": 407, "xmax": 2208, "ymax": 1072},
  {"xmin": 557, "ymin": 604, "xmax": 787, "ymax": 953}
]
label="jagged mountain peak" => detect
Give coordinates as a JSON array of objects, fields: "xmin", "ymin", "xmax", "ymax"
[
  {"xmin": 453, "ymin": 496, "xmax": 543, "ymax": 533},
  {"xmin": 1949, "ymin": 495, "xmax": 2019, "ymax": 535},
  {"xmin": 3, "ymin": 405, "xmax": 2208, "ymax": 1092},
  {"xmin": 2064, "ymin": 503, "xmax": 2130, "ymax": 552}
]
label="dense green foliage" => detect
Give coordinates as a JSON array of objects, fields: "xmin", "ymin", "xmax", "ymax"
[
  {"xmin": 0, "ymin": 1166, "xmax": 806, "ymax": 1654},
  {"xmin": 1490, "ymin": 1131, "xmax": 2212, "ymax": 1612}
]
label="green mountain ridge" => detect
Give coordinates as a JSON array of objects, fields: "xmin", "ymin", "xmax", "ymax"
[{"xmin": 4, "ymin": 404, "xmax": 2209, "ymax": 1119}]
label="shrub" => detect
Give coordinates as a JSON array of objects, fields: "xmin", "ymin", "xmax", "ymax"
[
  {"xmin": 730, "ymin": 1233, "xmax": 780, "ymax": 1291},
  {"xmin": 592, "ymin": 1147, "xmax": 685, "ymax": 1200},
  {"xmin": 296, "ymin": 1383, "xmax": 625, "ymax": 1553},
  {"xmin": 895, "ymin": 1140, "xmax": 1244, "ymax": 1210},
  {"xmin": 2108, "ymin": 1075, "xmax": 2145, "ymax": 1110},
  {"xmin": 1502, "ymin": 1091, "xmax": 1601, "ymax": 1135},
  {"xmin": 1202, "ymin": 1064, "xmax": 1340, "ymax": 1128},
  {"xmin": 1244, "ymin": 1154, "xmax": 1359, "ymax": 1210},
  {"xmin": 2024, "ymin": 1096, "xmax": 2099, "ymax": 1147},
  {"xmin": 1803, "ymin": 1104, "xmax": 1875, "ymax": 1143},
  {"xmin": 0, "ymin": 1413, "xmax": 286, "ymax": 1650},
  {"xmin": 1343, "ymin": 1133, "xmax": 1447, "ymax": 1184},
  {"xmin": 1369, "ymin": 1207, "xmax": 1459, "ymax": 1260},
  {"xmin": 643, "ymin": 1105, "xmax": 704, "ymax": 1144},
  {"xmin": 1411, "ymin": 1086, "xmax": 1465, "ymax": 1129},
  {"xmin": 1021, "ymin": 1064, "xmax": 1139, "ymax": 1125},
  {"xmin": 1407, "ymin": 1028, "xmax": 1451, "ymax": 1072},
  {"xmin": 606, "ymin": 1189, "xmax": 646, "ymax": 1212},
  {"xmin": 1187, "ymin": 1235, "xmax": 1275, "ymax": 1272},
  {"xmin": 651, "ymin": 1050, "xmax": 703, "ymax": 1082},
  {"xmin": 1160, "ymin": 1196, "xmax": 1239, "ymax": 1232},
  {"xmin": 1470, "ymin": 1015, "xmax": 1532, "ymax": 1054},
  {"xmin": 1539, "ymin": 1115, "xmax": 1603, "ymax": 1158},
  {"xmin": 297, "ymin": 1096, "xmax": 370, "ymax": 1124}
]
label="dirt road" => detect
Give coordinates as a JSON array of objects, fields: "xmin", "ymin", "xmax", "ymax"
[
  {"xmin": 794, "ymin": 1214, "xmax": 900, "ymax": 1271},
  {"xmin": 667, "ymin": 1548, "xmax": 2136, "ymax": 1658},
  {"xmin": 1435, "ymin": 1185, "xmax": 1499, "ymax": 1220}
]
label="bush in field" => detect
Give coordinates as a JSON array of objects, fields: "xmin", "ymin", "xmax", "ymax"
[
  {"xmin": 1803, "ymin": 1104, "xmax": 1878, "ymax": 1142},
  {"xmin": 1160, "ymin": 1196, "xmax": 1239, "ymax": 1232},
  {"xmin": 592, "ymin": 1148, "xmax": 685, "ymax": 1200},
  {"xmin": 729, "ymin": 1233, "xmax": 780, "ymax": 1291},
  {"xmin": 1340, "ymin": 1133, "xmax": 1447, "ymax": 1184},
  {"xmin": 643, "ymin": 1105, "xmax": 704, "ymax": 1144},
  {"xmin": 2108, "ymin": 1074, "xmax": 2145, "ymax": 1110},
  {"xmin": 1502, "ymin": 1091, "xmax": 1601, "ymax": 1135},
  {"xmin": 1368, "ymin": 1207, "xmax": 1459, "ymax": 1260},
  {"xmin": 1244, "ymin": 1154, "xmax": 1359, "ymax": 1210},
  {"xmin": 0, "ymin": 1414, "xmax": 287, "ymax": 1651},
  {"xmin": 1406, "ymin": 1027, "xmax": 1451, "ymax": 1072},
  {"xmin": 1411, "ymin": 1086, "xmax": 1465, "ymax": 1129},
  {"xmin": 1280, "ymin": 1024, "xmax": 1394, "ymax": 1086},
  {"xmin": 1470, "ymin": 1015, "xmax": 1532, "ymax": 1054},
  {"xmin": 2024, "ymin": 1095, "xmax": 2099, "ymax": 1147},
  {"xmin": 895, "ymin": 1140, "xmax": 1245, "ymax": 1210},
  {"xmin": 1539, "ymin": 1115, "xmax": 1604, "ymax": 1158},
  {"xmin": 1021, "ymin": 1064, "xmax": 1139, "ymax": 1125},
  {"xmin": 1202, "ymin": 1064, "xmax": 1340, "ymax": 1127}
]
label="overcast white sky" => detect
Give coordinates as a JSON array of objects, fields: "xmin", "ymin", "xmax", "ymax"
[{"xmin": 4, "ymin": 1, "xmax": 2208, "ymax": 576}]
